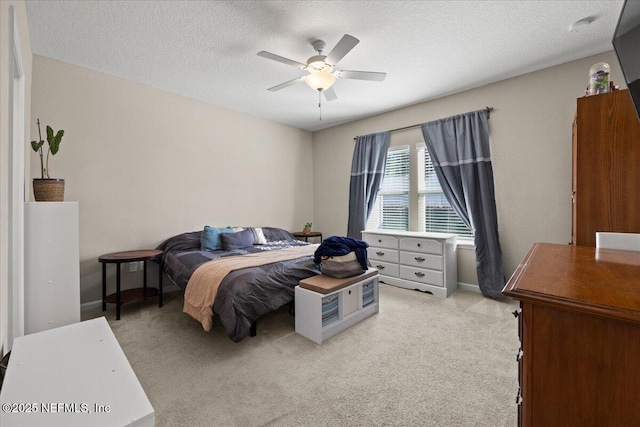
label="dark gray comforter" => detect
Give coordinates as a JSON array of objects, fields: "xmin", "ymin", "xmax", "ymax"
[{"xmin": 157, "ymin": 228, "xmax": 320, "ymax": 341}]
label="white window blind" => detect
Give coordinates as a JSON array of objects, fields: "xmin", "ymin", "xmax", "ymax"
[
  {"xmin": 417, "ymin": 143, "xmax": 473, "ymax": 238},
  {"xmin": 366, "ymin": 146, "xmax": 409, "ymax": 231}
]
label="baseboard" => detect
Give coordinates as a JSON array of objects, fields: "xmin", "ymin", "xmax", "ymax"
[
  {"xmin": 458, "ymin": 282, "xmax": 481, "ymax": 293},
  {"xmin": 81, "ymin": 283, "xmax": 181, "ymax": 312},
  {"xmin": 80, "ymin": 300, "xmax": 102, "ymax": 312}
]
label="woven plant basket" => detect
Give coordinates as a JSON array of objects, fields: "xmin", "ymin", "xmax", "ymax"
[{"xmin": 33, "ymin": 178, "xmax": 65, "ymax": 202}]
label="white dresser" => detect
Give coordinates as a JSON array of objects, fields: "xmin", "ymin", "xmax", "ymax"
[{"xmin": 362, "ymin": 230, "xmax": 457, "ymax": 298}]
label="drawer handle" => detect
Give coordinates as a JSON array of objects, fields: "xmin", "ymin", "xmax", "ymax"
[
  {"xmin": 414, "ymin": 272, "xmax": 425, "ymax": 277},
  {"xmin": 512, "ymin": 308, "xmax": 522, "ymax": 318},
  {"xmin": 417, "ymin": 243, "xmax": 421, "ymax": 247},
  {"xmin": 415, "ymin": 257, "xmax": 425, "ymax": 262},
  {"xmin": 376, "ymin": 251, "xmax": 385, "ymax": 256},
  {"xmin": 376, "ymin": 265, "xmax": 385, "ymax": 270},
  {"xmin": 516, "ymin": 348, "xmax": 524, "ymax": 361},
  {"xmin": 378, "ymin": 239, "xmax": 382, "ymax": 243}
]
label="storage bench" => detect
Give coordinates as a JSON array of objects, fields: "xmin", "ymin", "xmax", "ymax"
[{"xmin": 295, "ymin": 268, "xmax": 379, "ymax": 344}]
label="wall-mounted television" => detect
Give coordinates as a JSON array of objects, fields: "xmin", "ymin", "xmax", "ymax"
[{"xmin": 612, "ymin": 0, "xmax": 640, "ymax": 122}]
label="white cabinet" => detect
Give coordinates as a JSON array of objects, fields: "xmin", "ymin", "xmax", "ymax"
[
  {"xmin": 0, "ymin": 317, "xmax": 154, "ymax": 427},
  {"xmin": 24, "ymin": 202, "xmax": 80, "ymax": 334},
  {"xmin": 362, "ymin": 230, "xmax": 457, "ymax": 298},
  {"xmin": 295, "ymin": 269, "xmax": 379, "ymax": 344}
]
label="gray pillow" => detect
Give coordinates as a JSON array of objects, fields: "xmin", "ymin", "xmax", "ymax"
[{"xmin": 220, "ymin": 229, "xmax": 255, "ymax": 250}]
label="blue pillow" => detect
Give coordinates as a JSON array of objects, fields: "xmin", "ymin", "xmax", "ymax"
[
  {"xmin": 201, "ymin": 226, "xmax": 233, "ymax": 251},
  {"xmin": 220, "ymin": 229, "xmax": 255, "ymax": 250}
]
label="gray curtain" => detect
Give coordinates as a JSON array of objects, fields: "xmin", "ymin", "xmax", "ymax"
[
  {"xmin": 421, "ymin": 111, "xmax": 505, "ymax": 298},
  {"xmin": 347, "ymin": 131, "xmax": 391, "ymax": 238}
]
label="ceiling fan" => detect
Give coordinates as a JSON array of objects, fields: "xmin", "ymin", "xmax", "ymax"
[{"xmin": 257, "ymin": 34, "xmax": 387, "ymax": 107}]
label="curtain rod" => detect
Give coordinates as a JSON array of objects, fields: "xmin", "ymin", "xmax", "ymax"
[{"xmin": 353, "ymin": 106, "xmax": 494, "ymax": 140}]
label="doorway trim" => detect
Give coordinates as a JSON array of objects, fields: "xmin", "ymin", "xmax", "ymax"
[{"xmin": 2, "ymin": 4, "xmax": 26, "ymax": 354}]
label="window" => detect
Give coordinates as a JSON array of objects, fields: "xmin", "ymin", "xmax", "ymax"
[
  {"xmin": 365, "ymin": 143, "xmax": 473, "ymax": 239},
  {"xmin": 366, "ymin": 146, "xmax": 409, "ymax": 231},
  {"xmin": 417, "ymin": 143, "xmax": 473, "ymax": 238}
]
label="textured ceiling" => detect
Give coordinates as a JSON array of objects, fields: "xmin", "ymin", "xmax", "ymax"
[{"xmin": 26, "ymin": 1, "xmax": 625, "ymax": 132}]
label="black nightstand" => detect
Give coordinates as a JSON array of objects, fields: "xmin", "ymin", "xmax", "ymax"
[
  {"xmin": 292, "ymin": 231, "xmax": 323, "ymax": 243},
  {"xmin": 99, "ymin": 249, "xmax": 163, "ymax": 320}
]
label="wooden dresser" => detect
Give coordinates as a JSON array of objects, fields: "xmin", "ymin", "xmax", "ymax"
[
  {"xmin": 503, "ymin": 243, "xmax": 640, "ymax": 426},
  {"xmin": 573, "ymin": 89, "xmax": 640, "ymax": 246}
]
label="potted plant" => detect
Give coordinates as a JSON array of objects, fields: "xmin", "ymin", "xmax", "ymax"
[
  {"xmin": 31, "ymin": 118, "xmax": 65, "ymax": 201},
  {"xmin": 303, "ymin": 222, "xmax": 312, "ymax": 234}
]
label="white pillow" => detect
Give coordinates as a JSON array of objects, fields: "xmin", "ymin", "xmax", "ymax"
[
  {"xmin": 249, "ymin": 227, "xmax": 267, "ymax": 245},
  {"xmin": 231, "ymin": 227, "xmax": 267, "ymax": 245}
]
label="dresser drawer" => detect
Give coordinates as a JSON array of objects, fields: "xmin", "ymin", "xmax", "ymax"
[
  {"xmin": 400, "ymin": 266, "xmax": 443, "ymax": 287},
  {"xmin": 367, "ymin": 247, "xmax": 399, "ymax": 263},
  {"xmin": 370, "ymin": 260, "xmax": 399, "ymax": 277},
  {"xmin": 363, "ymin": 233, "xmax": 398, "ymax": 250},
  {"xmin": 400, "ymin": 251, "xmax": 442, "ymax": 270},
  {"xmin": 399, "ymin": 237, "xmax": 442, "ymax": 255}
]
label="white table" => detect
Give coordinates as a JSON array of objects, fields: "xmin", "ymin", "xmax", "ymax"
[{"xmin": 0, "ymin": 317, "xmax": 154, "ymax": 426}]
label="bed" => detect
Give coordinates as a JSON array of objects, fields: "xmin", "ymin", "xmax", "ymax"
[{"xmin": 157, "ymin": 227, "xmax": 320, "ymax": 342}]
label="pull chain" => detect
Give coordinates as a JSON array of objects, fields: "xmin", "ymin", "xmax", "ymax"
[{"xmin": 318, "ymin": 91, "xmax": 322, "ymax": 121}]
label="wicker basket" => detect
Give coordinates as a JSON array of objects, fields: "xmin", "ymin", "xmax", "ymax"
[{"xmin": 33, "ymin": 179, "xmax": 65, "ymax": 202}]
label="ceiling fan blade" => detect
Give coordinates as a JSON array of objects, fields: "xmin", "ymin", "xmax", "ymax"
[
  {"xmin": 257, "ymin": 51, "xmax": 307, "ymax": 69},
  {"xmin": 335, "ymin": 70, "xmax": 387, "ymax": 82},
  {"xmin": 325, "ymin": 34, "xmax": 359, "ymax": 66},
  {"xmin": 323, "ymin": 86, "xmax": 338, "ymax": 102},
  {"xmin": 267, "ymin": 76, "xmax": 306, "ymax": 91}
]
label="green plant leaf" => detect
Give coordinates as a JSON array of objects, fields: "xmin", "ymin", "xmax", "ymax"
[
  {"xmin": 46, "ymin": 125, "xmax": 53, "ymax": 144},
  {"xmin": 50, "ymin": 130, "xmax": 64, "ymax": 155},
  {"xmin": 31, "ymin": 140, "xmax": 44, "ymax": 152}
]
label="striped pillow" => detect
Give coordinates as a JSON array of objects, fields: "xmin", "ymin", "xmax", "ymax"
[{"xmin": 231, "ymin": 227, "xmax": 267, "ymax": 245}]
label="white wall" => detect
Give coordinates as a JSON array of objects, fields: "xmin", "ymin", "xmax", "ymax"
[
  {"xmin": 0, "ymin": 0, "xmax": 32, "ymax": 354},
  {"xmin": 312, "ymin": 51, "xmax": 626, "ymax": 288},
  {"xmin": 31, "ymin": 56, "xmax": 314, "ymax": 304}
]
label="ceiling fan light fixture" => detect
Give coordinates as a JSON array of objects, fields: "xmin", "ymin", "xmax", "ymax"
[
  {"xmin": 258, "ymin": 34, "xmax": 385, "ymax": 109},
  {"xmin": 305, "ymin": 71, "xmax": 336, "ymax": 91},
  {"xmin": 306, "ymin": 55, "xmax": 333, "ymax": 73}
]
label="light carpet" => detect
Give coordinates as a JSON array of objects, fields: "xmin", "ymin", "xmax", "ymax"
[{"xmin": 83, "ymin": 284, "xmax": 520, "ymax": 426}]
